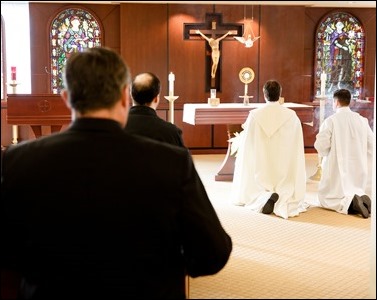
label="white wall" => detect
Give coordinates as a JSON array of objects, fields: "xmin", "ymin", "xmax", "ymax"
[
  {"xmin": 1, "ymin": 1, "xmax": 31, "ymax": 94},
  {"xmin": 370, "ymin": 60, "xmax": 376, "ymax": 299}
]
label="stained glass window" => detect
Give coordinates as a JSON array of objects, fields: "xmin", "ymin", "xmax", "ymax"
[
  {"xmin": 315, "ymin": 12, "xmax": 364, "ymax": 99},
  {"xmin": 50, "ymin": 8, "xmax": 102, "ymax": 94}
]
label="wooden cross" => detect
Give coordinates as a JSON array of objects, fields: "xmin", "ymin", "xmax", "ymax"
[{"xmin": 184, "ymin": 13, "xmax": 242, "ymax": 91}]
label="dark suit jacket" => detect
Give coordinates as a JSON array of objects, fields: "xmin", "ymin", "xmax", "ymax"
[
  {"xmin": 1, "ymin": 118, "xmax": 232, "ymax": 299},
  {"xmin": 125, "ymin": 106, "xmax": 185, "ymax": 147}
]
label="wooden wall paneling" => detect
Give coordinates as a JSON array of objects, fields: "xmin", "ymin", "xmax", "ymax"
[
  {"xmin": 360, "ymin": 9, "xmax": 376, "ymax": 98},
  {"xmin": 156, "ymin": 109, "xmax": 167, "ymax": 121},
  {"xmin": 120, "ymin": 3, "xmax": 167, "ymax": 85},
  {"xmin": 173, "ymin": 109, "xmax": 184, "ymax": 134},
  {"xmin": 101, "ymin": 5, "xmax": 121, "ymax": 52},
  {"xmin": 303, "ymin": 49, "xmax": 314, "ymax": 101},
  {"xmin": 259, "ymin": 6, "xmax": 306, "ymax": 103},
  {"xmin": 29, "ymin": 4, "xmax": 52, "ymax": 94},
  {"xmin": 303, "ymin": 8, "xmax": 318, "ymax": 102}
]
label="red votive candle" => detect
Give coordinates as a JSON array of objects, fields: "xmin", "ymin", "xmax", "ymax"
[{"xmin": 11, "ymin": 66, "xmax": 16, "ymax": 81}]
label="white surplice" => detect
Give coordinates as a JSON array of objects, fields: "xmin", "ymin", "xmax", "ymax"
[
  {"xmin": 314, "ymin": 106, "xmax": 374, "ymax": 214},
  {"xmin": 231, "ymin": 101, "xmax": 307, "ymax": 219}
]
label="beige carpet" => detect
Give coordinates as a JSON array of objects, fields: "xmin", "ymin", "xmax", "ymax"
[{"xmin": 189, "ymin": 154, "xmax": 372, "ymax": 299}]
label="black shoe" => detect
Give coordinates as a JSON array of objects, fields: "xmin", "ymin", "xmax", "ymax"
[
  {"xmin": 262, "ymin": 193, "xmax": 279, "ymax": 214},
  {"xmin": 352, "ymin": 195, "xmax": 369, "ymax": 218},
  {"xmin": 361, "ymin": 195, "xmax": 371, "ymax": 214}
]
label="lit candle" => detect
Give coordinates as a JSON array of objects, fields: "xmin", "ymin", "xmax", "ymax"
[
  {"xmin": 11, "ymin": 66, "xmax": 16, "ymax": 81},
  {"xmin": 168, "ymin": 72, "xmax": 175, "ymax": 96},
  {"xmin": 244, "ymin": 84, "xmax": 248, "ymax": 96},
  {"xmin": 320, "ymin": 72, "xmax": 326, "ymax": 97}
]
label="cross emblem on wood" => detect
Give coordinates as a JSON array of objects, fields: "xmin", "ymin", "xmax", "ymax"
[
  {"xmin": 38, "ymin": 100, "xmax": 52, "ymax": 113},
  {"xmin": 184, "ymin": 13, "xmax": 242, "ymax": 92}
]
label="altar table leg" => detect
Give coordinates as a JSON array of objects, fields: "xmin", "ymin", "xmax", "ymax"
[
  {"xmin": 30, "ymin": 125, "xmax": 42, "ymax": 139},
  {"xmin": 215, "ymin": 124, "xmax": 242, "ymax": 181},
  {"xmin": 31, "ymin": 125, "xmax": 63, "ymax": 138},
  {"xmin": 51, "ymin": 125, "xmax": 63, "ymax": 134}
]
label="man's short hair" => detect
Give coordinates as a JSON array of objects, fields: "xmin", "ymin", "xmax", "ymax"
[
  {"xmin": 333, "ymin": 89, "xmax": 351, "ymax": 106},
  {"xmin": 263, "ymin": 80, "xmax": 282, "ymax": 102},
  {"xmin": 63, "ymin": 47, "xmax": 131, "ymax": 113},
  {"xmin": 131, "ymin": 72, "xmax": 161, "ymax": 105}
]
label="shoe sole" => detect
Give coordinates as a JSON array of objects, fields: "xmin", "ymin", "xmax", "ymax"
[
  {"xmin": 353, "ymin": 195, "xmax": 369, "ymax": 218},
  {"xmin": 361, "ymin": 195, "xmax": 371, "ymax": 214},
  {"xmin": 262, "ymin": 193, "xmax": 279, "ymax": 214}
]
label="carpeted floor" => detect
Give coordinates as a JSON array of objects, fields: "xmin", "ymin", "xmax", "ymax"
[{"xmin": 189, "ymin": 154, "xmax": 372, "ymax": 299}]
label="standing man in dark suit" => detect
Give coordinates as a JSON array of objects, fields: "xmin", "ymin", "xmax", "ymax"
[
  {"xmin": 1, "ymin": 47, "xmax": 232, "ymax": 299},
  {"xmin": 125, "ymin": 72, "xmax": 185, "ymax": 147}
]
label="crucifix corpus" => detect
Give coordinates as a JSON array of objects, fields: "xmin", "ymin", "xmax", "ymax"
[{"xmin": 184, "ymin": 13, "xmax": 242, "ymax": 91}]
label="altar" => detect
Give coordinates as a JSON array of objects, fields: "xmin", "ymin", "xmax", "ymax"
[
  {"xmin": 183, "ymin": 102, "xmax": 314, "ymax": 181},
  {"xmin": 7, "ymin": 94, "xmax": 71, "ymax": 139}
]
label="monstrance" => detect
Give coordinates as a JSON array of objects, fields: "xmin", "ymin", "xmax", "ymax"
[{"xmin": 239, "ymin": 67, "xmax": 255, "ymax": 105}]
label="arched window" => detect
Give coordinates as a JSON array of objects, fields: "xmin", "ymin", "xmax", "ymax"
[
  {"xmin": 315, "ymin": 12, "xmax": 365, "ymax": 99},
  {"xmin": 50, "ymin": 8, "xmax": 102, "ymax": 94}
]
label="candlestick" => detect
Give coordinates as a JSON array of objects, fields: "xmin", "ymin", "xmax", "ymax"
[
  {"xmin": 12, "ymin": 125, "xmax": 18, "ymax": 144},
  {"xmin": 239, "ymin": 83, "xmax": 253, "ymax": 106},
  {"xmin": 9, "ymin": 80, "xmax": 18, "ymax": 94},
  {"xmin": 11, "ymin": 66, "xmax": 16, "ymax": 81},
  {"xmin": 168, "ymin": 72, "xmax": 175, "ymax": 96},
  {"xmin": 320, "ymin": 72, "xmax": 326, "ymax": 97},
  {"xmin": 210, "ymin": 89, "xmax": 216, "ymax": 99},
  {"xmin": 164, "ymin": 95, "xmax": 179, "ymax": 124}
]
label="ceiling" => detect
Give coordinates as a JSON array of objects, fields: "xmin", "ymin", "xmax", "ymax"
[{"xmin": 25, "ymin": 1, "xmax": 376, "ymax": 8}]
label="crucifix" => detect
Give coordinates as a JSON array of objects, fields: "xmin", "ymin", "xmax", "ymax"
[{"xmin": 184, "ymin": 13, "xmax": 242, "ymax": 92}]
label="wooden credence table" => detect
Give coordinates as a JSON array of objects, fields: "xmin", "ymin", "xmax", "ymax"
[
  {"xmin": 7, "ymin": 94, "xmax": 71, "ymax": 138},
  {"xmin": 183, "ymin": 102, "xmax": 314, "ymax": 181}
]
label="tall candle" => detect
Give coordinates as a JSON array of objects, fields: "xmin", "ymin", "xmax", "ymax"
[
  {"xmin": 320, "ymin": 72, "xmax": 326, "ymax": 96},
  {"xmin": 168, "ymin": 72, "xmax": 175, "ymax": 96},
  {"xmin": 11, "ymin": 66, "xmax": 16, "ymax": 81}
]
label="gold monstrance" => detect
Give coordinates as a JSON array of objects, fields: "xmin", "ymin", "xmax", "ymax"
[{"xmin": 239, "ymin": 67, "xmax": 255, "ymax": 105}]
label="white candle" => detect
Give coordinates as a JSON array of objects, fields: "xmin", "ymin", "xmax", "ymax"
[
  {"xmin": 168, "ymin": 72, "xmax": 175, "ymax": 96},
  {"xmin": 320, "ymin": 72, "xmax": 326, "ymax": 97},
  {"xmin": 244, "ymin": 84, "xmax": 248, "ymax": 96}
]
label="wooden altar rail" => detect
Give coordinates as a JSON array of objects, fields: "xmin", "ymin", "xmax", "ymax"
[
  {"xmin": 183, "ymin": 102, "xmax": 315, "ymax": 181},
  {"xmin": 7, "ymin": 94, "xmax": 71, "ymax": 139}
]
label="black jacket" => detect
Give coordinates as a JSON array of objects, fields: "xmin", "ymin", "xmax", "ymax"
[
  {"xmin": 125, "ymin": 106, "xmax": 185, "ymax": 147},
  {"xmin": 1, "ymin": 118, "xmax": 232, "ymax": 299}
]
